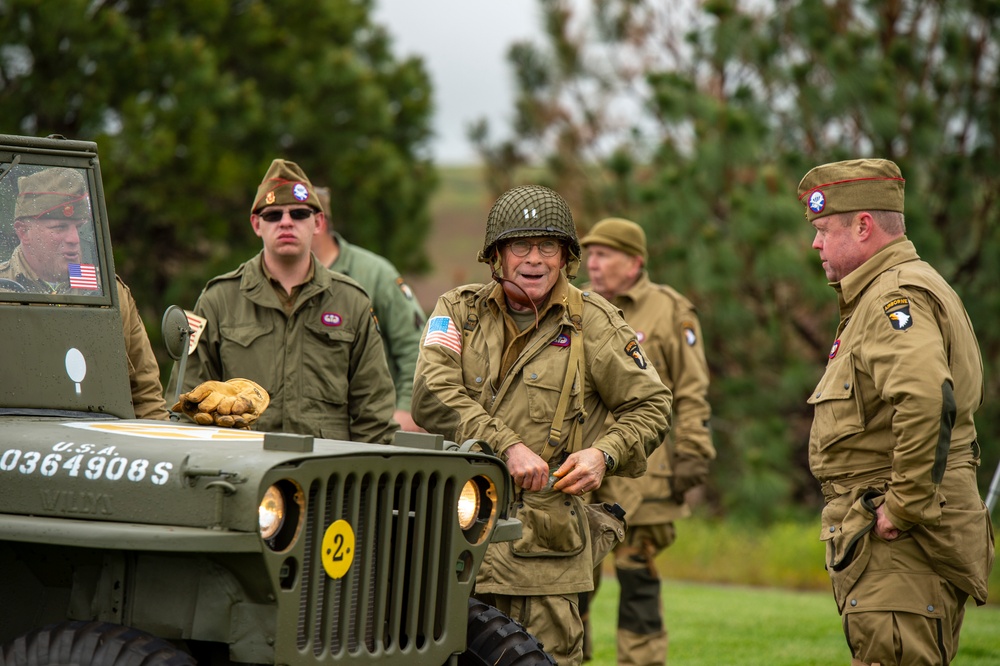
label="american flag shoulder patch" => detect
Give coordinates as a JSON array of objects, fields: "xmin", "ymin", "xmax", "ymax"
[
  {"xmin": 68, "ymin": 263, "xmax": 99, "ymax": 290},
  {"xmin": 424, "ymin": 315, "xmax": 462, "ymax": 355}
]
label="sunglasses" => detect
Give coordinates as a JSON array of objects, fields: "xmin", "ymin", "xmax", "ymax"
[{"xmin": 259, "ymin": 208, "xmax": 315, "ymax": 222}]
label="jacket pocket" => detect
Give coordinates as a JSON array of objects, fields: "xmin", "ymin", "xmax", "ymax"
[
  {"xmin": 523, "ymin": 356, "xmax": 582, "ymax": 424},
  {"xmin": 823, "ymin": 488, "xmax": 881, "ymax": 612},
  {"xmin": 220, "ymin": 322, "xmax": 276, "ymax": 387},
  {"xmin": 807, "ymin": 351, "xmax": 864, "ymax": 451},
  {"xmin": 302, "ymin": 319, "xmax": 353, "ymax": 407},
  {"xmin": 510, "ymin": 490, "xmax": 587, "ymax": 558}
]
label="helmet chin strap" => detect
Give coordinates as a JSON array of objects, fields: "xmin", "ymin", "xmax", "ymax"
[{"xmin": 490, "ymin": 252, "xmax": 541, "ymax": 329}]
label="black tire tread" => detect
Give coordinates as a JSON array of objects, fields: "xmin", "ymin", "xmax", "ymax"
[
  {"xmin": 0, "ymin": 621, "xmax": 195, "ymax": 666},
  {"xmin": 460, "ymin": 598, "xmax": 557, "ymax": 666}
]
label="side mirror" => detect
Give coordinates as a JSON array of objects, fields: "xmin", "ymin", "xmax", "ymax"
[{"xmin": 161, "ymin": 305, "xmax": 192, "ymax": 409}]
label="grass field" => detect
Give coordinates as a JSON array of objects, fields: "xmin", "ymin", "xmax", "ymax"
[{"xmin": 585, "ymin": 579, "xmax": 1000, "ymax": 665}]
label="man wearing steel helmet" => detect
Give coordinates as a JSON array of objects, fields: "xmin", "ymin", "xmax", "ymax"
[
  {"xmin": 173, "ymin": 159, "xmax": 397, "ymax": 441},
  {"xmin": 800, "ymin": 159, "xmax": 992, "ymax": 665},
  {"xmin": 580, "ymin": 217, "xmax": 714, "ymax": 665},
  {"xmin": 412, "ymin": 185, "xmax": 671, "ymax": 664}
]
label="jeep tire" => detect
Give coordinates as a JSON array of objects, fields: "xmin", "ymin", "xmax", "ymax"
[
  {"xmin": 0, "ymin": 621, "xmax": 195, "ymax": 666},
  {"xmin": 459, "ymin": 598, "xmax": 557, "ymax": 666}
]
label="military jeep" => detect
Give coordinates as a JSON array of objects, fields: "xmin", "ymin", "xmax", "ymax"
[{"xmin": 0, "ymin": 134, "xmax": 546, "ymax": 666}]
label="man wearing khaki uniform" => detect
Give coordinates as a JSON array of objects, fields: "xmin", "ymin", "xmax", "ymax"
[
  {"xmin": 580, "ymin": 218, "xmax": 714, "ymax": 665},
  {"xmin": 412, "ymin": 185, "xmax": 672, "ymax": 665},
  {"xmin": 800, "ymin": 159, "xmax": 993, "ymax": 665}
]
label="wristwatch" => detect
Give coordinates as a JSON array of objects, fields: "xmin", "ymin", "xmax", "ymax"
[{"xmin": 602, "ymin": 451, "xmax": 615, "ymax": 472}]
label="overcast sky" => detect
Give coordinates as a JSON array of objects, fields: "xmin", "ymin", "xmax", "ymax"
[{"xmin": 372, "ymin": 0, "xmax": 545, "ymax": 165}]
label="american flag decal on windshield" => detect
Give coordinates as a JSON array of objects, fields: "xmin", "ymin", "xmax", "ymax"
[{"xmin": 68, "ymin": 263, "xmax": 98, "ymax": 290}]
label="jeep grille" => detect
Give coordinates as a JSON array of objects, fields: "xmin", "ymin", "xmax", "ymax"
[{"xmin": 296, "ymin": 467, "xmax": 459, "ymax": 659}]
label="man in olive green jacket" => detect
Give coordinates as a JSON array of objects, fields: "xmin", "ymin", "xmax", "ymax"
[
  {"xmin": 801, "ymin": 159, "xmax": 993, "ymax": 665},
  {"xmin": 581, "ymin": 217, "xmax": 714, "ymax": 665},
  {"xmin": 412, "ymin": 185, "xmax": 671, "ymax": 665},
  {"xmin": 175, "ymin": 159, "xmax": 397, "ymax": 443},
  {"xmin": 311, "ymin": 187, "xmax": 426, "ymax": 432}
]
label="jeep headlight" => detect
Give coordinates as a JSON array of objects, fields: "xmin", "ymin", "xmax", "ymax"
[
  {"xmin": 259, "ymin": 485, "xmax": 285, "ymax": 539},
  {"xmin": 260, "ymin": 479, "xmax": 305, "ymax": 551},
  {"xmin": 457, "ymin": 480, "xmax": 480, "ymax": 530},
  {"xmin": 458, "ymin": 475, "xmax": 499, "ymax": 544}
]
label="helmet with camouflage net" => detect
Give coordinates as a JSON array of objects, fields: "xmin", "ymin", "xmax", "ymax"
[{"xmin": 478, "ymin": 184, "xmax": 581, "ymax": 278}]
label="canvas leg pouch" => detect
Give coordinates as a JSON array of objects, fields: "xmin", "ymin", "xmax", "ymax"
[
  {"xmin": 585, "ymin": 502, "xmax": 627, "ymax": 566},
  {"xmin": 822, "ymin": 488, "xmax": 882, "ymax": 613},
  {"xmin": 510, "ymin": 490, "xmax": 587, "ymax": 558}
]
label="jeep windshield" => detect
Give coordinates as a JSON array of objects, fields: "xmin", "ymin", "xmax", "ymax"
[{"xmin": 0, "ymin": 162, "xmax": 106, "ymax": 303}]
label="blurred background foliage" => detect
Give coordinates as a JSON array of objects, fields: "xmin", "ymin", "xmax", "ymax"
[
  {"xmin": 0, "ymin": 0, "xmax": 436, "ymax": 335},
  {"xmin": 2, "ymin": 0, "xmax": 998, "ymax": 520},
  {"xmin": 470, "ymin": 0, "xmax": 1000, "ymax": 518}
]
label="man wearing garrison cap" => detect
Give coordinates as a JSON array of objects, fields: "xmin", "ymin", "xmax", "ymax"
[
  {"xmin": 173, "ymin": 159, "xmax": 398, "ymax": 442},
  {"xmin": 579, "ymin": 217, "xmax": 714, "ymax": 665},
  {"xmin": 801, "ymin": 159, "xmax": 992, "ymax": 665},
  {"xmin": 0, "ymin": 167, "xmax": 169, "ymax": 420}
]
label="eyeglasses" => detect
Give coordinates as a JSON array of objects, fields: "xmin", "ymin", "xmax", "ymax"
[
  {"xmin": 506, "ymin": 239, "xmax": 562, "ymax": 257},
  {"xmin": 259, "ymin": 208, "xmax": 315, "ymax": 222}
]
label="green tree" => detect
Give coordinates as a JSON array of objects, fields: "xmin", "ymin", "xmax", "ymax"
[
  {"xmin": 474, "ymin": 0, "xmax": 1000, "ymax": 519},
  {"xmin": 1, "ymin": 0, "xmax": 436, "ymax": 345}
]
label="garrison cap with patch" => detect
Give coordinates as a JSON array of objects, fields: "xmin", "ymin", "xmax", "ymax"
[
  {"xmin": 580, "ymin": 217, "xmax": 647, "ymax": 261},
  {"xmin": 15, "ymin": 168, "xmax": 90, "ymax": 220},
  {"xmin": 251, "ymin": 159, "xmax": 320, "ymax": 214},
  {"xmin": 796, "ymin": 158, "xmax": 905, "ymax": 223}
]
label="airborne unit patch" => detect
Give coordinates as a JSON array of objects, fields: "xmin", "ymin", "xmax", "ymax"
[
  {"xmin": 624, "ymin": 339, "xmax": 648, "ymax": 369},
  {"xmin": 883, "ymin": 298, "xmax": 913, "ymax": 331}
]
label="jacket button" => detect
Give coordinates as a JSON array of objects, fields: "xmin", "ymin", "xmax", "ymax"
[
  {"xmin": 927, "ymin": 605, "xmax": 935, "ymax": 612},
  {"xmin": 815, "ymin": 392, "xmax": 822, "ymax": 398},
  {"xmin": 843, "ymin": 382, "xmax": 850, "ymax": 389},
  {"xmin": 475, "ymin": 377, "xmax": 483, "ymax": 384},
  {"xmin": 829, "ymin": 526, "xmax": 836, "ymax": 533},
  {"xmin": 530, "ymin": 373, "xmax": 538, "ymax": 380},
  {"xmin": 850, "ymin": 599, "xmax": 857, "ymax": 607}
]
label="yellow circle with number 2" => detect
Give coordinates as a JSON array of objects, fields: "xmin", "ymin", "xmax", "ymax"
[{"xmin": 321, "ymin": 519, "xmax": 356, "ymax": 579}]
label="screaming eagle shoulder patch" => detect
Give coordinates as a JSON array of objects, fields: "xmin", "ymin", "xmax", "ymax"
[
  {"xmin": 624, "ymin": 339, "xmax": 648, "ymax": 369},
  {"xmin": 883, "ymin": 298, "xmax": 913, "ymax": 331}
]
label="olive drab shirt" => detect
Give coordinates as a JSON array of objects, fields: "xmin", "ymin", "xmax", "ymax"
[
  {"xmin": 590, "ymin": 273, "xmax": 713, "ymax": 524},
  {"xmin": 326, "ymin": 232, "xmax": 425, "ymax": 412},
  {"xmin": 177, "ymin": 251, "xmax": 397, "ymax": 444},
  {"xmin": 808, "ymin": 238, "xmax": 992, "ymax": 603},
  {"xmin": 412, "ymin": 275, "xmax": 672, "ymax": 595}
]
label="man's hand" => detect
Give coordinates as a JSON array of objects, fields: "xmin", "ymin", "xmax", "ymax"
[
  {"xmin": 393, "ymin": 409, "xmax": 425, "ymax": 433},
  {"xmin": 874, "ymin": 503, "xmax": 901, "ymax": 541},
  {"xmin": 551, "ymin": 448, "xmax": 606, "ymax": 496},
  {"xmin": 502, "ymin": 443, "xmax": 550, "ymax": 492},
  {"xmin": 670, "ymin": 454, "xmax": 710, "ymax": 503},
  {"xmin": 173, "ymin": 378, "xmax": 269, "ymax": 429}
]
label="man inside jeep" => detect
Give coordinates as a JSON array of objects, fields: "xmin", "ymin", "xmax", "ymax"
[{"xmin": 0, "ymin": 166, "xmax": 169, "ymax": 420}]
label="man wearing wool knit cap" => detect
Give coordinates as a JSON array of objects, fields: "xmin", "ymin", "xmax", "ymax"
[
  {"xmin": 801, "ymin": 158, "xmax": 993, "ymax": 665},
  {"xmin": 173, "ymin": 158, "xmax": 398, "ymax": 442}
]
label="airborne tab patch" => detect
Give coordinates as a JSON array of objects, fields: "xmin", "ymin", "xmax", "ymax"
[
  {"xmin": 883, "ymin": 298, "xmax": 913, "ymax": 331},
  {"xmin": 624, "ymin": 339, "xmax": 648, "ymax": 369}
]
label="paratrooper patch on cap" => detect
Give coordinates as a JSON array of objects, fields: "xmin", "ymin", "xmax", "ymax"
[
  {"xmin": 265, "ymin": 191, "xmax": 276, "ymax": 205},
  {"xmin": 293, "ymin": 183, "xmax": 309, "ymax": 201},
  {"xmin": 808, "ymin": 190, "xmax": 826, "ymax": 214},
  {"xmin": 624, "ymin": 339, "xmax": 647, "ymax": 369},
  {"xmin": 883, "ymin": 298, "xmax": 913, "ymax": 331}
]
